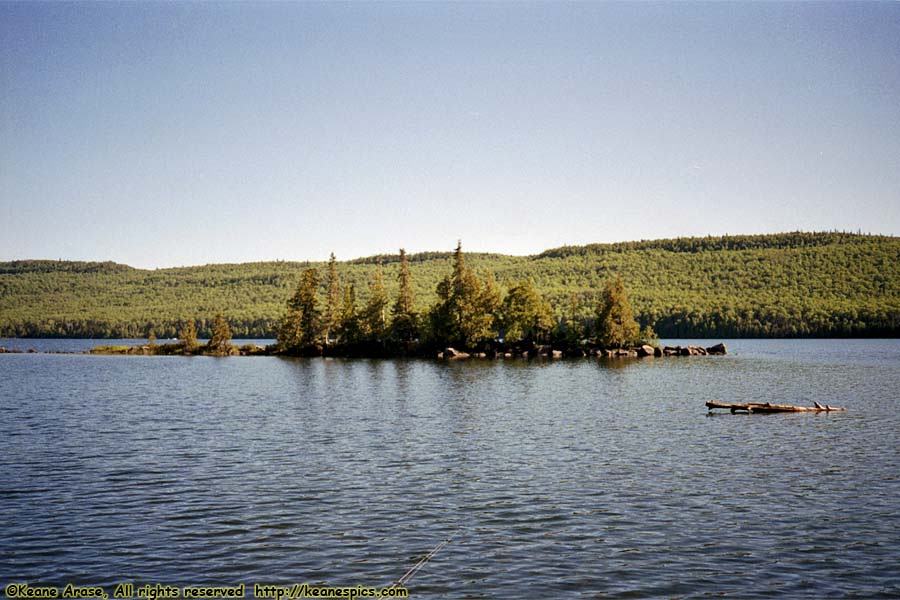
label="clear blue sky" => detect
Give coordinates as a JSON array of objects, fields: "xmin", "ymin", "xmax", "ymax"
[{"xmin": 2, "ymin": 1, "xmax": 899, "ymax": 268}]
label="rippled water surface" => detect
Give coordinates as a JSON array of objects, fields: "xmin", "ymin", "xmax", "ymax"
[{"xmin": 2, "ymin": 340, "xmax": 899, "ymax": 598}]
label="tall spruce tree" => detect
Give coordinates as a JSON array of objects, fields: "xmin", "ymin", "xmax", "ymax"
[
  {"xmin": 323, "ymin": 252, "xmax": 342, "ymax": 345},
  {"xmin": 391, "ymin": 248, "xmax": 419, "ymax": 342},
  {"xmin": 337, "ymin": 284, "xmax": 360, "ymax": 344},
  {"xmin": 179, "ymin": 318, "xmax": 198, "ymax": 351},
  {"xmin": 362, "ymin": 261, "xmax": 388, "ymax": 342},
  {"xmin": 428, "ymin": 241, "xmax": 499, "ymax": 349},
  {"xmin": 208, "ymin": 313, "xmax": 232, "ymax": 351},
  {"xmin": 594, "ymin": 275, "xmax": 640, "ymax": 348},
  {"xmin": 278, "ymin": 268, "xmax": 321, "ymax": 352}
]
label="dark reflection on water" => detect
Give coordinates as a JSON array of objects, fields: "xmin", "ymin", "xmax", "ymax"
[{"xmin": 1, "ymin": 340, "xmax": 899, "ymax": 598}]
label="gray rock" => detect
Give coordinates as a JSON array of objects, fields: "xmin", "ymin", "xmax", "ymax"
[{"xmin": 636, "ymin": 344, "xmax": 656, "ymax": 357}]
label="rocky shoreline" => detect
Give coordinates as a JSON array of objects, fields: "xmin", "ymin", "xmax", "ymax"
[
  {"xmin": 438, "ymin": 342, "xmax": 727, "ymax": 359},
  {"xmin": 1, "ymin": 341, "xmax": 728, "ymax": 359}
]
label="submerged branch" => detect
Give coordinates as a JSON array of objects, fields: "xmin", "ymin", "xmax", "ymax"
[{"xmin": 706, "ymin": 401, "xmax": 846, "ymax": 413}]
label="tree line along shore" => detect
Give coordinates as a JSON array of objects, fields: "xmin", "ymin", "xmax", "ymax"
[{"xmin": 1, "ymin": 232, "xmax": 898, "ymax": 341}]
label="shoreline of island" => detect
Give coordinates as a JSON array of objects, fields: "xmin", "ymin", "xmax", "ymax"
[{"xmin": 1, "ymin": 340, "xmax": 728, "ymax": 359}]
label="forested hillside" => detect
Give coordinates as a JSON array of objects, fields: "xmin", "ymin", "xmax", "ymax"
[{"xmin": 1, "ymin": 232, "xmax": 898, "ymax": 338}]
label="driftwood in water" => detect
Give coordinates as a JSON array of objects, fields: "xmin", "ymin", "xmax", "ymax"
[{"xmin": 706, "ymin": 401, "xmax": 846, "ymax": 414}]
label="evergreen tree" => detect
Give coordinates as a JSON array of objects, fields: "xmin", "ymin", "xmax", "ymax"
[
  {"xmin": 208, "ymin": 313, "xmax": 232, "ymax": 351},
  {"xmin": 594, "ymin": 275, "xmax": 640, "ymax": 348},
  {"xmin": 337, "ymin": 284, "xmax": 360, "ymax": 344},
  {"xmin": 428, "ymin": 276, "xmax": 454, "ymax": 344},
  {"xmin": 179, "ymin": 318, "xmax": 198, "ymax": 351},
  {"xmin": 501, "ymin": 278, "xmax": 554, "ymax": 344},
  {"xmin": 278, "ymin": 268, "xmax": 321, "ymax": 352},
  {"xmin": 361, "ymin": 261, "xmax": 388, "ymax": 342},
  {"xmin": 428, "ymin": 241, "xmax": 499, "ymax": 348},
  {"xmin": 323, "ymin": 252, "xmax": 342, "ymax": 345},
  {"xmin": 391, "ymin": 248, "xmax": 419, "ymax": 342}
]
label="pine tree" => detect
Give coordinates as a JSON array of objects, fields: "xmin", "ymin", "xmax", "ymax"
[
  {"xmin": 179, "ymin": 318, "xmax": 198, "ymax": 351},
  {"xmin": 323, "ymin": 252, "xmax": 342, "ymax": 345},
  {"xmin": 428, "ymin": 275, "xmax": 454, "ymax": 344},
  {"xmin": 594, "ymin": 275, "xmax": 640, "ymax": 348},
  {"xmin": 208, "ymin": 313, "xmax": 232, "ymax": 352},
  {"xmin": 337, "ymin": 284, "xmax": 360, "ymax": 344},
  {"xmin": 391, "ymin": 248, "xmax": 419, "ymax": 342},
  {"xmin": 362, "ymin": 261, "xmax": 388, "ymax": 342},
  {"xmin": 278, "ymin": 268, "xmax": 321, "ymax": 352},
  {"xmin": 428, "ymin": 241, "xmax": 499, "ymax": 349}
]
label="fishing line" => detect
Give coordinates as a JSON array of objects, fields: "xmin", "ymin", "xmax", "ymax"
[{"xmin": 389, "ymin": 537, "xmax": 452, "ymax": 590}]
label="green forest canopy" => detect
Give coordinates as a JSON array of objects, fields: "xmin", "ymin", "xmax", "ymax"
[{"xmin": 1, "ymin": 231, "xmax": 898, "ymax": 339}]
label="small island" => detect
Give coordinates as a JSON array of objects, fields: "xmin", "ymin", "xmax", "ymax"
[{"xmin": 84, "ymin": 243, "xmax": 727, "ymax": 361}]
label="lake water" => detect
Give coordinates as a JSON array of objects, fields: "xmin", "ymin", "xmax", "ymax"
[{"xmin": 1, "ymin": 340, "xmax": 898, "ymax": 598}]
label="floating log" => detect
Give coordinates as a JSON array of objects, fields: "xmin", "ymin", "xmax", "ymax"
[{"xmin": 706, "ymin": 401, "xmax": 846, "ymax": 414}]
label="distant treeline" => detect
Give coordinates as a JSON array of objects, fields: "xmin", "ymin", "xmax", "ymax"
[
  {"xmin": 535, "ymin": 230, "xmax": 891, "ymax": 258},
  {"xmin": 1, "ymin": 231, "xmax": 898, "ymax": 339}
]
